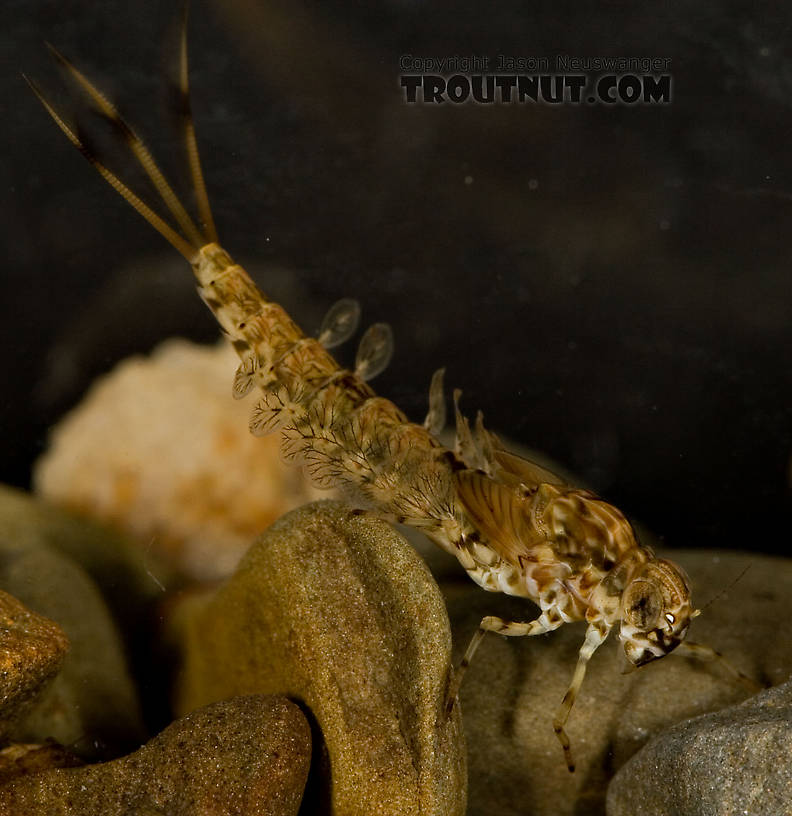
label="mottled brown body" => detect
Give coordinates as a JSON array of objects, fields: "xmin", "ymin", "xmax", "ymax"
[
  {"xmin": 195, "ymin": 245, "xmax": 465, "ymax": 532},
  {"xmin": 30, "ymin": 29, "xmax": 748, "ymax": 773},
  {"xmin": 196, "ymin": 241, "xmax": 669, "ymax": 638},
  {"xmin": 190, "ymin": 244, "xmax": 698, "ymax": 770}
]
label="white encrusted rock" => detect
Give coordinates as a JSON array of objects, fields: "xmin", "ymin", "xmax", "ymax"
[{"xmin": 34, "ymin": 339, "xmax": 323, "ymax": 581}]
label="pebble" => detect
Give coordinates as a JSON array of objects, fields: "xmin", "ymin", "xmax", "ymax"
[
  {"xmin": 172, "ymin": 501, "xmax": 467, "ymax": 816},
  {"xmin": 0, "ymin": 695, "xmax": 311, "ymax": 816}
]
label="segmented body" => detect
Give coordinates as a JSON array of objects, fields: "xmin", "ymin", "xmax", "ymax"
[
  {"xmin": 29, "ymin": 29, "xmax": 725, "ymax": 773},
  {"xmin": 193, "ymin": 240, "xmax": 698, "ymax": 705},
  {"xmin": 196, "ymin": 244, "xmax": 458, "ymax": 530},
  {"xmin": 195, "ymin": 241, "xmax": 654, "ymax": 624}
]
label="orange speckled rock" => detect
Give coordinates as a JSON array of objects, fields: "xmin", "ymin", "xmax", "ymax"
[
  {"xmin": 0, "ymin": 591, "xmax": 69, "ymax": 741},
  {"xmin": 0, "ymin": 695, "xmax": 311, "ymax": 816},
  {"xmin": 172, "ymin": 501, "xmax": 466, "ymax": 816}
]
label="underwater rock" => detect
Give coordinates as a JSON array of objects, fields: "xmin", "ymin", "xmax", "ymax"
[
  {"xmin": 0, "ymin": 489, "xmax": 145, "ymax": 759},
  {"xmin": 606, "ymin": 680, "xmax": 792, "ymax": 815},
  {"xmin": 0, "ymin": 484, "xmax": 167, "ymax": 644},
  {"xmin": 0, "ymin": 742, "xmax": 83, "ymax": 786},
  {"xmin": 0, "ymin": 591, "xmax": 69, "ymax": 741},
  {"xmin": 0, "ymin": 695, "xmax": 311, "ymax": 816},
  {"xmin": 33, "ymin": 338, "xmax": 324, "ymax": 581},
  {"xmin": 442, "ymin": 549, "xmax": 792, "ymax": 816},
  {"xmin": 173, "ymin": 501, "xmax": 466, "ymax": 816}
]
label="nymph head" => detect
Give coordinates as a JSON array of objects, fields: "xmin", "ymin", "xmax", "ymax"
[{"xmin": 619, "ymin": 558, "xmax": 699, "ymax": 667}]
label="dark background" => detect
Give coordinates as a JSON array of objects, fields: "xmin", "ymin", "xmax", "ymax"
[{"xmin": 3, "ymin": 0, "xmax": 791, "ymax": 556}]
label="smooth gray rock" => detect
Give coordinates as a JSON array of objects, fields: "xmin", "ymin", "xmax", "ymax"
[
  {"xmin": 0, "ymin": 547, "xmax": 145, "ymax": 759},
  {"xmin": 0, "ymin": 484, "xmax": 167, "ymax": 639},
  {"xmin": 0, "ymin": 487, "xmax": 145, "ymax": 759},
  {"xmin": 606, "ymin": 681, "xmax": 792, "ymax": 816}
]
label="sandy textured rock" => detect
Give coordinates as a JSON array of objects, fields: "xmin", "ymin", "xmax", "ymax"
[
  {"xmin": 0, "ymin": 591, "xmax": 69, "ymax": 740},
  {"xmin": 33, "ymin": 339, "xmax": 323, "ymax": 581},
  {"xmin": 0, "ymin": 742, "xmax": 83, "ymax": 785},
  {"xmin": 438, "ymin": 549, "xmax": 792, "ymax": 816},
  {"xmin": 0, "ymin": 695, "xmax": 310, "ymax": 816},
  {"xmin": 173, "ymin": 501, "xmax": 466, "ymax": 816},
  {"xmin": 0, "ymin": 490, "xmax": 145, "ymax": 759},
  {"xmin": 606, "ymin": 680, "xmax": 792, "ymax": 816}
]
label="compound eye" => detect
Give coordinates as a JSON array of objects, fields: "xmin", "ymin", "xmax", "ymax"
[{"xmin": 623, "ymin": 581, "xmax": 663, "ymax": 631}]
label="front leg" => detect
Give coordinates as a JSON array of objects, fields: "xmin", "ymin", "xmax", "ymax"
[
  {"xmin": 673, "ymin": 640, "xmax": 763, "ymax": 693},
  {"xmin": 445, "ymin": 612, "xmax": 563, "ymax": 715},
  {"xmin": 552, "ymin": 619, "xmax": 611, "ymax": 772}
]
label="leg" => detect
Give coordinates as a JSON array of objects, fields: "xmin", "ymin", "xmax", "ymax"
[
  {"xmin": 674, "ymin": 640, "xmax": 764, "ymax": 693},
  {"xmin": 446, "ymin": 614, "xmax": 560, "ymax": 714},
  {"xmin": 552, "ymin": 620, "xmax": 611, "ymax": 773}
]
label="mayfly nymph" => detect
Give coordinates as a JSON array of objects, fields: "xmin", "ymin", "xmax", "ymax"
[{"xmin": 27, "ymin": 21, "xmax": 746, "ymax": 772}]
